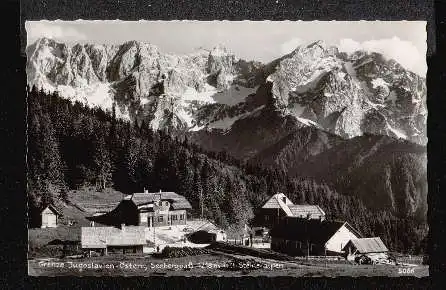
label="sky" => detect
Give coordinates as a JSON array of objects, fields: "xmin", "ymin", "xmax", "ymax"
[{"xmin": 25, "ymin": 20, "xmax": 427, "ymax": 76}]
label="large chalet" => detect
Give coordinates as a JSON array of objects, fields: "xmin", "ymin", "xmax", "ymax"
[
  {"xmin": 86, "ymin": 189, "xmax": 192, "ymax": 228},
  {"xmin": 270, "ymin": 217, "xmax": 363, "ymax": 256},
  {"xmin": 254, "ymin": 193, "xmax": 326, "ymax": 228}
]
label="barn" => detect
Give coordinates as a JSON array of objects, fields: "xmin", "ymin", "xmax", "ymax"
[
  {"xmin": 342, "ymin": 237, "xmax": 389, "ymax": 261},
  {"xmin": 40, "ymin": 204, "xmax": 61, "ymax": 228},
  {"xmin": 270, "ymin": 217, "xmax": 362, "ymax": 256}
]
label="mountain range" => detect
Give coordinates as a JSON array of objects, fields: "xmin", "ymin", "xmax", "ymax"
[{"xmin": 26, "ymin": 37, "xmax": 427, "ymax": 221}]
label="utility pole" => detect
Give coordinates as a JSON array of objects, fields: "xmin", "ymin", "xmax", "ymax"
[
  {"xmin": 325, "ymin": 246, "xmax": 327, "ymax": 268},
  {"xmin": 154, "ymin": 192, "xmax": 162, "ymax": 252},
  {"xmin": 307, "ymin": 240, "xmax": 309, "ymax": 260}
]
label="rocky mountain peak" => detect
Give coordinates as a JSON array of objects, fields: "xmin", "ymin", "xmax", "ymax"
[
  {"xmin": 265, "ymin": 42, "xmax": 426, "ymax": 144},
  {"xmin": 27, "ymin": 38, "xmax": 426, "ymax": 144}
]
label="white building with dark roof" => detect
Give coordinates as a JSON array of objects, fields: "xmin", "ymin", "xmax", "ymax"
[{"xmin": 40, "ymin": 204, "xmax": 62, "ymax": 228}]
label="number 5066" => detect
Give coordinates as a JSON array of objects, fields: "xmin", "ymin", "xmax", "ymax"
[{"xmin": 398, "ymin": 268, "xmax": 415, "ymax": 274}]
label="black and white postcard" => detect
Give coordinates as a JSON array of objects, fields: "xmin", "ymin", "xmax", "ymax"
[{"xmin": 25, "ymin": 20, "xmax": 428, "ymax": 277}]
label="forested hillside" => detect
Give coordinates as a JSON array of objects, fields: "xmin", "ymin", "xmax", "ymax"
[{"xmin": 27, "ymin": 86, "xmax": 427, "ymax": 254}]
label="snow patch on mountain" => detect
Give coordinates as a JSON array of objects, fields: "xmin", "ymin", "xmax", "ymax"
[
  {"xmin": 371, "ymin": 78, "xmax": 389, "ymax": 89},
  {"xmin": 208, "ymin": 116, "xmax": 240, "ymax": 131},
  {"xmin": 386, "ymin": 122, "xmax": 407, "ymax": 139},
  {"xmin": 182, "ymin": 85, "xmax": 218, "ymax": 103},
  {"xmin": 295, "ymin": 116, "xmax": 321, "ymax": 128}
]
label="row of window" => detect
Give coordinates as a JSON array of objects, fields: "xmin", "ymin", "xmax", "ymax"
[
  {"xmin": 156, "ymin": 214, "xmax": 185, "ymax": 222},
  {"xmin": 156, "ymin": 201, "xmax": 170, "ymax": 207}
]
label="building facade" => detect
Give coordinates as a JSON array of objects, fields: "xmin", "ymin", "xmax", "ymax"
[
  {"xmin": 270, "ymin": 217, "xmax": 362, "ymax": 256},
  {"xmin": 41, "ymin": 204, "xmax": 61, "ymax": 228},
  {"xmin": 86, "ymin": 190, "xmax": 192, "ymax": 228}
]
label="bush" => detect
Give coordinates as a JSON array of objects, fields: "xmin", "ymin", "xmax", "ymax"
[{"xmin": 160, "ymin": 246, "xmax": 210, "ymax": 258}]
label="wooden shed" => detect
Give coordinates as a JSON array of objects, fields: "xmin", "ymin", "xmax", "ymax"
[
  {"xmin": 40, "ymin": 204, "xmax": 61, "ymax": 228},
  {"xmin": 342, "ymin": 237, "xmax": 389, "ymax": 261}
]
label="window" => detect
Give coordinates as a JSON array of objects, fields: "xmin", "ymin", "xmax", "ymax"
[
  {"xmin": 179, "ymin": 214, "xmax": 184, "ymax": 220},
  {"xmin": 158, "ymin": 216, "xmax": 164, "ymax": 222},
  {"xmin": 171, "ymin": 215, "xmax": 178, "ymax": 221}
]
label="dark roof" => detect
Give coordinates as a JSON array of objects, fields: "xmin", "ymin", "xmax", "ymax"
[
  {"xmin": 342, "ymin": 237, "xmax": 389, "ymax": 253},
  {"xmin": 270, "ymin": 217, "xmax": 361, "ymax": 244},
  {"xmin": 76, "ymin": 202, "xmax": 121, "ymax": 214},
  {"xmin": 131, "ymin": 191, "xmax": 192, "ymax": 210},
  {"xmin": 86, "ymin": 200, "xmax": 139, "ymax": 227}
]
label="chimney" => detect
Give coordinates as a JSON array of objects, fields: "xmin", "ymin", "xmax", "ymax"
[
  {"xmin": 282, "ymin": 196, "xmax": 287, "ymax": 204},
  {"xmin": 144, "ymin": 188, "xmax": 148, "ymax": 194},
  {"xmin": 121, "ymin": 223, "xmax": 126, "ymax": 231}
]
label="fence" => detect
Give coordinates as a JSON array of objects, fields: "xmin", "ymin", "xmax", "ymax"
[{"xmin": 226, "ymin": 238, "xmax": 250, "ymax": 246}]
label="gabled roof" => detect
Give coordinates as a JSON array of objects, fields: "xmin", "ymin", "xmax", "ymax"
[
  {"xmin": 106, "ymin": 226, "xmax": 146, "ymax": 246},
  {"xmin": 343, "ymin": 237, "xmax": 389, "ymax": 253},
  {"xmin": 131, "ymin": 191, "xmax": 192, "ymax": 210},
  {"xmin": 192, "ymin": 220, "xmax": 222, "ymax": 233},
  {"xmin": 262, "ymin": 193, "xmax": 292, "ymax": 208},
  {"xmin": 342, "ymin": 222, "xmax": 363, "ymax": 239},
  {"xmin": 262, "ymin": 193, "xmax": 326, "ymax": 218},
  {"xmin": 76, "ymin": 202, "xmax": 121, "ymax": 214},
  {"xmin": 270, "ymin": 217, "xmax": 361, "ymax": 244},
  {"xmin": 81, "ymin": 226, "xmax": 147, "ymax": 248},
  {"xmin": 81, "ymin": 227, "xmax": 117, "ymax": 249},
  {"xmin": 262, "ymin": 193, "xmax": 293, "ymax": 216},
  {"xmin": 86, "ymin": 199, "xmax": 139, "ymax": 226},
  {"xmin": 41, "ymin": 204, "xmax": 62, "ymax": 216},
  {"xmin": 288, "ymin": 205, "xmax": 325, "ymax": 218}
]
